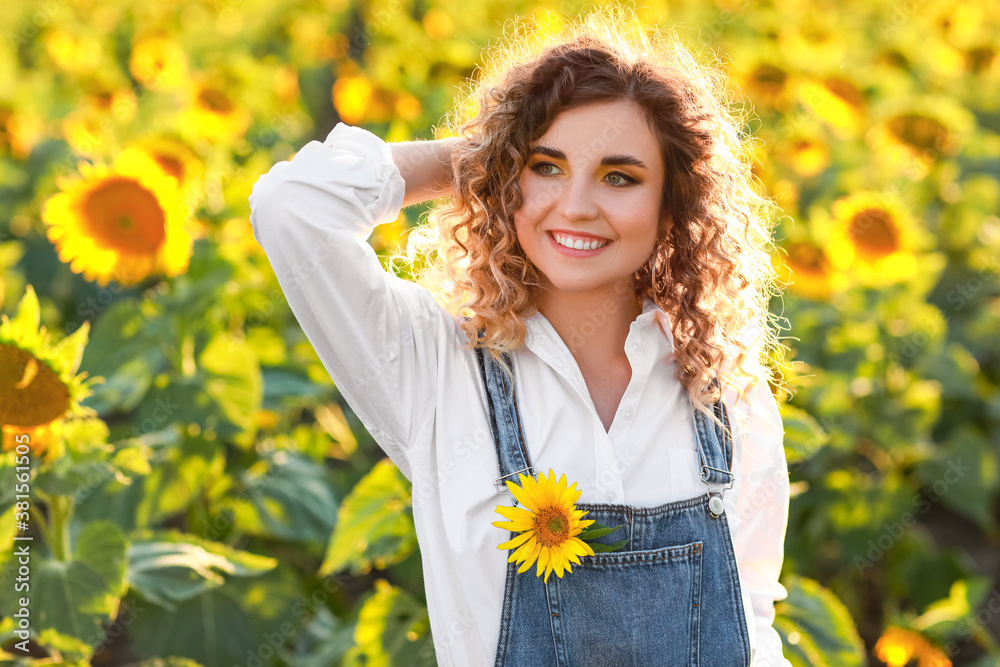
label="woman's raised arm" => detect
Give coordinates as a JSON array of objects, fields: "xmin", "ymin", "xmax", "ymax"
[
  {"xmin": 247, "ymin": 122, "xmax": 459, "ymax": 480},
  {"xmin": 389, "ymin": 133, "xmax": 462, "ymax": 208}
]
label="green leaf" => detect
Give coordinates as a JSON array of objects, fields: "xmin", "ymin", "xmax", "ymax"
[
  {"xmin": 588, "ymin": 539, "xmax": 629, "ymax": 553},
  {"xmin": 284, "ymin": 606, "xmax": 356, "ymax": 667},
  {"xmin": 261, "ymin": 368, "xmax": 333, "ymax": 411},
  {"xmin": 773, "ymin": 574, "xmax": 866, "ymax": 667},
  {"xmin": 135, "ymin": 434, "xmax": 225, "ymax": 528},
  {"xmin": 131, "ymin": 658, "xmax": 206, "ymax": 667},
  {"xmin": 780, "ymin": 404, "xmax": 830, "ymax": 464},
  {"xmin": 578, "ymin": 522, "xmax": 625, "ymax": 541},
  {"xmin": 342, "ymin": 580, "xmax": 435, "ymax": 667},
  {"xmin": 198, "ymin": 333, "xmax": 263, "ymax": 448},
  {"xmin": 914, "ymin": 425, "xmax": 997, "ymax": 531},
  {"xmin": 0, "ymin": 520, "xmax": 128, "ymax": 645},
  {"xmin": 320, "ymin": 459, "xmax": 416, "ymax": 576},
  {"xmin": 133, "ymin": 334, "xmax": 263, "ymax": 448},
  {"xmin": 912, "ymin": 577, "xmax": 995, "ymax": 637},
  {"xmin": 78, "ymin": 298, "xmax": 169, "ymax": 415},
  {"xmin": 127, "ymin": 530, "xmax": 277, "ymax": 611},
  {"xmin": 125, "ymin": 562, "xmax": 301, "ymax": 667},
  {"xmin": 35, "ymin": 627, "xmax": 94, "ymax": 663},
  {"xmin": 216, "ymin": 450, "xmax": 338, "ymax": 544},
  {"xmin": 112, "ymin": 443, "xmax": 153, "ymax": 477},
  {"xmin": 158, "ymin": 239, "xmax": 234, "ymax": 321}
]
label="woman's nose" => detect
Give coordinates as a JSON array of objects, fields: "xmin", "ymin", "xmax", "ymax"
[{"xmin": 556, "ymin": 175, "xmax": 599, "ymax": 221}]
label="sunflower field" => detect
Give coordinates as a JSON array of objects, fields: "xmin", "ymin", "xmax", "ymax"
[{"xmin": 1, "ymin": 0, "xmax": 998, "ymax": 664}]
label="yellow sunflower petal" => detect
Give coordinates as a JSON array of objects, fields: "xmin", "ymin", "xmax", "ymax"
[
  {"xmin": 551, "ymin": 551, "xmax": 566, "ymax": 579},
  {"xmin": 493, "ymin": 504, "xmax": 535, "ymax": 531},
  {"xmin": 497, "ymin": 531, "xmax": 534, "ymax": 551},
  {"xmin": 509, "ymin": 534, "xmax": 539, "ymax": 564},
  {"xmin": 521, "ymin": 471, "xmax": 549, "ymax": 508},
  {"xmin": 568, "ymin": 537, "xmax": 595, "ymax": 558},
  {"xmin": 517, "ymin": 541, "xmax": 542, "ymax": 573},
  {"xmin": 536, "ymin": 545, "xmax": 550, "ymax": 578},
  {"xmin": 495, "ymin": 504, "xmax": 531, "ymax": 520},
  {"xmin": 563, "ymin": 481, "xmax": 583, "ymax": 506},
  {"xmin": 505, "ymin": 477, "xmax": 539, "ymax": 511}
]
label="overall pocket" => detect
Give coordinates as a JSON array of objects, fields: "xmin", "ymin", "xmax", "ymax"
[{"xmin": 547, "ymin": 540, "xmax": 703, "ymax": 667}]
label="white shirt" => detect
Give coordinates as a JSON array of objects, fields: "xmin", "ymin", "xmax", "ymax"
[{"xmin": 248, "ymin": 121, "xmax": 793, "ymax": 666}]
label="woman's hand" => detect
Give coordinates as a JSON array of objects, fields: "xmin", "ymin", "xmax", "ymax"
[{"xmin": 389, "ymin": 134, "xmax": 463, "ymax": 208}]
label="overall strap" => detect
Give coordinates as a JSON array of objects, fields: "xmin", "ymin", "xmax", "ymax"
[
  {"xmin": 474, "ymin": 343, "xmax": 536, "ymax": 506},
  {"xmin": 694, "ymin": 376, "xmax": 736, "ymax": 517}
]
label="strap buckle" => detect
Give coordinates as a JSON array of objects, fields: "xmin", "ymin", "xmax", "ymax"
[
  {"xmin": 700, "ymin": 464, "xmax": 735, "ymax": 489},
  {"xmin": 701, "ymin": 465, "xmax": 734, "ymax": 518},
  {"xmin": 494, "ymin": 466, "xmax": 536, "ymax": 497}
]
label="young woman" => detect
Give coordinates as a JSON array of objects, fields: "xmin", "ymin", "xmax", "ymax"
[{"xmin": 249, "ymin": 7, "xmax": 792, "ymax": 666}]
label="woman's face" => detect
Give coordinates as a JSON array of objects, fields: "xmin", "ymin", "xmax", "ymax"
[{"xmin": 514, "ymin": 99, "xmax": 666, "ymax": 303}]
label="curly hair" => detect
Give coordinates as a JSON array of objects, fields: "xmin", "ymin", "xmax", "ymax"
[{"xmin": 402, "ymin": 5, "xmax": 789, "ymax": 436}]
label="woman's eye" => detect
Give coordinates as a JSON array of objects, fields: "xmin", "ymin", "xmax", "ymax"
[{"xmin": 531, "ymin": 163, "xmax": 636, "ymax": 187}]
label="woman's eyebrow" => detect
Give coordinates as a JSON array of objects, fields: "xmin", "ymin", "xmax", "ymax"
[{"xmin": 529, "ymin": 145, "xmax": 649, "ymax": 170}]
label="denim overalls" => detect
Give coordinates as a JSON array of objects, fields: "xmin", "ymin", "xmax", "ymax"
[{"xmin": 474, "ymin": 344, "xmax": 752, "ymax": 667}]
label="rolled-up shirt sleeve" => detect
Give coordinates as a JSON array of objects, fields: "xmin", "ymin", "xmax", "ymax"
[
  {"xmin": 247, "ymin": 122, "xmax": 445, "ymax": 480},
  {"xmin": 728, "ymin": 378, "xmax": 793, "ymax": 666}
]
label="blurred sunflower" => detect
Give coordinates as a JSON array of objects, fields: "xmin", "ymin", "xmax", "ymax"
[
  {"xmin": 774, "ymin": 240, "xmax": 846, "ymax": 301},
  {"xmin": 129, "ymin": 34, "xmax": 189, "ymax": 91},
  {"xmin": 874, "ymin": 625, "xmax": 952, "ymax": 667},
  {"xmin": 825, "ymin": 192, "xmax": 919, "ymax": 287},
  {"xmin": 177, "ymin": 75, "xmax": 252, "ymax": 143},
  {"xmin": 41, "ymin": 147, "xmax": 193, "ymax": 287},
  {"xmin": 741, "ymin": 60, "xmax": 793, "ymax": 111},
  {"xmin": 781, "ymin": 133, "xmax": 830, "ymax": 178},
  {"xmin": 2, "ymin": 101, "xmax": 46, "ymax": 160},
  {"xmin": 333, "ymin": 71, "xmax": 383, "ymax": 125},
  {"xmin": 796, "ymin": 77, "xmax": 863, "ymax": 138},
  {"xmin": 868, "ymin": 97, "xmax": 976, "ymax": 173},
  {"xmin": 43, "ymin": 28, "xmax": 103, "ymax": 74},
  {"xmin": 132, "ymin": 134, "xmax": 205, "ymax": 196},
  {"xmin": 776, "ymin": 20, "xmax": 849, "ymax": 73},
  {"xmin": 0, "ymin": 285, "xmax": 102, "ymax": 462},
  {"xmin": 61, "ymin": 75, "xmax": 138, "ymax": 157},
  {"xmin": 964, "ymin": 44, "xmax": 997, "ymax": 76}
]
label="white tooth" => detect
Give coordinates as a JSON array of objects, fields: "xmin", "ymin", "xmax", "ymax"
[
  {"xmin": 583, "ymin": 240, "xmax": 594, "ymax": 250},
  {"xmin": 573, "ymin": 239, "xmax": 584, "ymax": 250}
]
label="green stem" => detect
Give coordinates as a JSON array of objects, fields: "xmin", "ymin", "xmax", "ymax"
[
  {"xmin": 28, "ymin": 503, "xmax": 50, "ymax": 547},
  {"xmin": 177, "ymin": 319, "xmax": 196, "ymax": 376},
  {"xmin": 49, "ymin": 494, "xmax": 74, "ymax": 561}
]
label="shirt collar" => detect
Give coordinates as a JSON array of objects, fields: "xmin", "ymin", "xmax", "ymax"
[{"xmin": 524, "ymin": 295, "xmax": 674, "ymax": 355}]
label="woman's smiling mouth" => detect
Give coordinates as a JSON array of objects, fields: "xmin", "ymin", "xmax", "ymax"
[{"xmin": 547, "ymin": 230, "xmax": 612, "ymax": 255}]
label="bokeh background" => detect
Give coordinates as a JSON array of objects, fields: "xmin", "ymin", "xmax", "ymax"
[{"xmin": 1, "ymin": 0, "xmax": 998, "ymax": 665}]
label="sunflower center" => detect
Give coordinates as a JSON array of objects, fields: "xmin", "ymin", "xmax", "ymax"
[
  {"xmin": 83, "ymin": 176, "xmax": 167, "ymax": 253},
  {"xmin": 155, "ymin": 155, "xmax": 185, "ymax": 181},
  {"xmin": 824, "ymin": 77, "xmax": 864, "ymax": 108},
  {"xmin": 848, "ymin": 208, "xmax": 900, "ymax": 257},
  {"xmin": 199, "ymin": 88, "xmax": 234, "ymax": 114},
  {"xmin": 0, "ymin": 343, "xmax": 71, "ymax": 427},
  {"xmin": 533, "ymin": 507, "xmax": 570, "ymax": 547},
  {"xmin": 789, "ymin": 242, "xmax": 827, "ymax": 274},
  {"xmin": 887, "ymin": 114, "xmax": 948, "ymax": 152},
  {"xmin": 752, "ymin": 64, "xmax": 787, "ymax": 96}
]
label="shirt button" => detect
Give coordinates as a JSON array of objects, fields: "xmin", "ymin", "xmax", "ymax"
[{"xmin": 622, "ymin": 410, "xmax": 633, "ymax": 419}]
